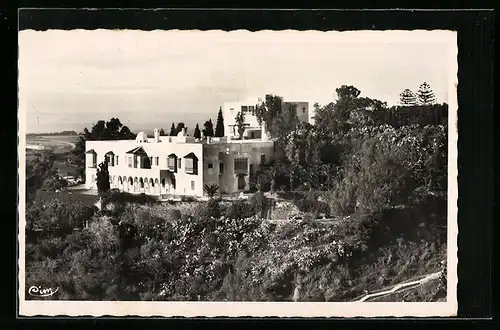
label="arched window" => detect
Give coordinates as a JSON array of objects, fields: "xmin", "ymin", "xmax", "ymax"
[{"xmin": 139, "ymin": 178, "xmax": 144, "ymax": 188}]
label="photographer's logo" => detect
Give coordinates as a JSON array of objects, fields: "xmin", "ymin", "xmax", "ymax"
[{"xmin": 28, "ymin": 285, "xmax": 59, "ymax": 298}]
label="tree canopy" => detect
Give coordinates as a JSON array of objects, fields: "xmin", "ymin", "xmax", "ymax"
[
  {"xmin": 175, "ymin": 123, "xmax": 186, "ymax": 135},
  {"xmin": 203, "ymin": 119, "xmax": 214, "ymax": 137},
  {"xmin": 399, "ymin": 89, "xmax": 418, "ymax": 106},
  {"xmin": 72, "ymin": 118, "xmax": 135, "ymax": 183},
  {"xmin": 417, "ymin": 82, "xmax": 437, "ymax": 106},
  {"xmin": 235, "ymin": 111, "xmax": 246, "ymax": 140}
]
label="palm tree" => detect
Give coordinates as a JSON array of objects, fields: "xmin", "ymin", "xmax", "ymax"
[{"xmin": 203, "ymin": 184, "xmax": 219, "ymax": 198}]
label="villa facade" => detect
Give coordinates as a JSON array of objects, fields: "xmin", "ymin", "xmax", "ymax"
[
  {"xmin": 221, "ymin": 96, "xmax": 312, "ymax": 139},
  {"xmin": 85, "ymin": 127, "xmax": 275, "ymax": 198}
]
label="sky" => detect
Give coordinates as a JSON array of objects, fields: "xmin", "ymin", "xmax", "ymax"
[{"xmin": 19, "ymin": 30, "xmax": 457, "ymax": 134}]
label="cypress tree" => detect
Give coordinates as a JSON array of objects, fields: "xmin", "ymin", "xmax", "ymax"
[
  {"xmin": 215, "ymin": 107, "xmax": 225, "ymax": 137},
  {"xmin": 169, "ymin": 123, "xmax": 176, "ymax": 136},
  {"xmin": 194, "ymin": 124, "xmax": 202, "ymax": 139}
]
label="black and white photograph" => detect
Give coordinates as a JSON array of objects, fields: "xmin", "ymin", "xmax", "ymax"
[{"xmin": 18, "ymin": 26, "xmax": 458, "ymax": 317}]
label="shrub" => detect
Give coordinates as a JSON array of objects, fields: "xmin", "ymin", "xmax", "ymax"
[
  {"xmin": 248, "ymin": 192, "xmax": 271, "ymax": 218},
  {"xmin": 225, "ymin": 199, "xmax": 255, "ymax": 219},
  {"xmin": 203, "ymin": 184, "xmax": 219, "ymax": 198},
  {"xmin": 180, "ymin": 196, "xmax": 197, "ymax": 202},
  {"xmin": 26, "ymin": 198, "xmax": 96, "ymax": 233},
  {"xmin": 104, "ymin": 190, "xmax": 157, "ymax": 206},
  {"xmin": 204, "ymin": 198, "xmax": 223, "ymax": 219}
]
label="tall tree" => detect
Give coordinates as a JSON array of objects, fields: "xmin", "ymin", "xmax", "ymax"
[
  {"xmin": 96, "ymin": 160, "xmax": 110, "ymax": 209},
  {"xmin": 417, "ymin": 82, "xmax": 437, "ymax": 106},
  {"xmin": 399, "ymin": 89, "xmax": 418, "ymax": 106},
  {"xmin": 169, "ymin": 123, "xmax": 177, "ymax": 136},
  {"xmin": 235, "ymin": 111, "xmax": 246, "ymax": 140},
  {"xmin": 313, "ymin": 85, "xmax": 385, "ymax": 135},
  {"xmin": 336, "ymin": 85, "xmax": 361, "ymax": 99},
  {"xmin": 215, "ymin": 107, "xmax": 225, "ymax": 137},
  {"xmin": 255, "ymin": 94, "xmax": 284, "ymax": 136},
  {"xmin": 73, "ymin": 118, "xmax": 135, "ymax": 183},
  {"xmin": 159, "ymin": 128, "xmax": 165, "ymax": 136},
  {"xmin": 175, "ymin": 122, "xmax": 186, "ymax": 135},
  {"xmin": 203, "ymin": 119, "xmax": 214, "ymax": 137},
  {"xmin": 193, "ymin": 124, "xmax": 202, "ymax": 139}
]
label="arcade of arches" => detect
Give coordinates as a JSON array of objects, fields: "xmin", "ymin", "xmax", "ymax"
[{"xmin": 108, "ymin": 175, "xmax": 176, "ymax": 195}]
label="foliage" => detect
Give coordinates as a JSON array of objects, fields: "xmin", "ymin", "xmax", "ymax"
[
  {"xmin": 203, "ymin": 119, "xmax": 214, "ymax": 137},
  {"xmin": 40, "ymin": 176, "xmax": 68, "ymax": 192},
  {"xmin": 215, "ymin": 107, "xmax": 225, "ymax": 137},
  {"xmin": 234, "ymin": 111, "xmax": 246, "ymax": 139},
  {"xmin": 169, "ymin": 123, "xmax": 177, "ymax": 136},
  {"xmin": 96, "ymin": 161, "xmax": 111, "ymax": 197},
  {"xmin": 224, "ymin": 199, "xmax": 256, "ymax": 220},
  {"xmin": 34, "ymin": 190, "xmax": 99, "ymax": 206},
  {"xmin": 104, "ymin": 190, "xmax": 157, "ymax": 207},
  {"xmin": 399, "ymin": 88, "xmax": 418, "ymax": 106},
  {"xmin": 203, "ymin": 184, "xmax": 220, "ymax": 198},
  {"xmin": 248, "ymin": 191, "xmax": 272, "ymax": 218},
  {"xmin": 25, "ymin": 191, "xmax": 446, "ymax": 301},
  {"xmin": 175, "ymin": 123, "xmax": 186, "ymax": 135},
  {"xmin": 26, "ymin": 198, "xmax": 96, "ymax": 234},
  {"xmin": 180, "ymin": 196, "xmax": 197, "ymax": 202},
  {"xmin": 73, "ymin": 118, "xmax": 135, "ymax": 182},
  {"xmin": 417, "ymin": 82, "xmax": 437, "ymax": 106},
  {"xmin": 193, "ymin": 124, "xmax": 202, "ymax": 139},
  {"xmin": 26, "ymin": 152, "xmax": 70, "ymax": 203},
  {"xmin": 25, "ymin": 155, "xmax": 52, "ymax": 193},
  {"xmin": 328, "ymin": 124, "xmax": 446, "ymax": 216}
]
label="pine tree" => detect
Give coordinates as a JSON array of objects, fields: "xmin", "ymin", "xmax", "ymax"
[
  {"xmin": 169, "ymin": 123, "xmax": 176, "ymax": 136},
  {"xmin": 203, "ymin": 119, "xmax": 214, "ymax": 137},
  {"xmin": 417, "ymin": 82, "xmax": 437, "ymax": 106},
  {"xmin": 193, "ymin": 124, "xmax": 202, "ymax": 139},
  {"xmin": 215, "ymin": 107, "xmax": 225, "ymax": 137},
  {"xmin": 399, "ymin": 89, "xmax": 418, "ymax": 106}
]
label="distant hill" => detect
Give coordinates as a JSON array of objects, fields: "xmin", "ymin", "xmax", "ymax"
[{"xmin": 27, "ymin": 130, "xmax": 78, "ymax": 136}]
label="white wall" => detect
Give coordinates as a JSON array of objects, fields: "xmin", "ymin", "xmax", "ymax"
[
  {"xmin": 85, "ymin": 138, "xmax": 204, "ymax": 197},
  {"xmin": 203, "ymin": 140, "xmax": 274, "ymax": 194}
]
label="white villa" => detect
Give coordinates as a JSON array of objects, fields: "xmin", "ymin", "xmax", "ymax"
[
  {"xmin": 221, "ymin": 96, "xmax": 312, "ymax": 139},
  {"xmin": 85, "ymin": 126, "xmax": 275, "ymax": 198},
  {"xmin": 85, "ymin": 96, "xmax": 313, "ymax": 198}
]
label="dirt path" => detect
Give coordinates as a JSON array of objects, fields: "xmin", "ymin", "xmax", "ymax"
[{"xmin": 353, "ymin": 271, "xmax": 442, "ymax": 302}]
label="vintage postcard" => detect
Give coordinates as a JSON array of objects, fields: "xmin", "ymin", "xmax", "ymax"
[{"xmin": 18, "ymin": 28, "xmax": 458, "ymax": 317}]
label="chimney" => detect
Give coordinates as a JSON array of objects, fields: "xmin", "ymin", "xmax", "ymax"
[{"xmin": 154, "ymin": 128, "xmax": 160, "ymax": 143}]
